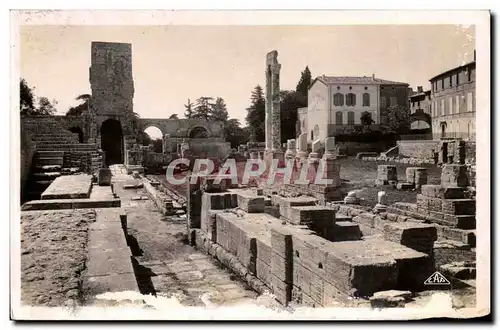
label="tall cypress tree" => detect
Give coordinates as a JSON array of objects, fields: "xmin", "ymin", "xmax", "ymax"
[
  {"xmin": 245, "ymin": 85, "xmax": 266, "ymax": 142},
  {"xmin": 184, "ymin": 99, "xmax": 194, "ymax": 118}
]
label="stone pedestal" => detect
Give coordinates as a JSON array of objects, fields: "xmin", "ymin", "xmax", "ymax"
[
  {"xmin": 376, "ymin": 165, "xmax": 398, "ymax": 186},
  {"xmin": 344, "ymin": 191, "xmax": 359, "ymax": 204},
  {"xmin": 285, "ymin": 139, "xmax": 296, "ymax": 160},
  {"xmin": 98, "ymin": 168, "xmax": 112, "ymax": 186},
  {"xmin": 406, "ymin": 167, "xmax": 428, "ymax": 188},
  {"xmin": 441, "ymin": 164, "xmax": 469, "ymax": 188}
]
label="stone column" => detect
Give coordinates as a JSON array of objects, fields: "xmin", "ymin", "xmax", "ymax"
[
  {"xmin": 265, "ymin": 67, "xmax": 273, "ymax": 151},
  {"xmin": 271, "ymin": 61, "xmax": 281, "ymax": 152},
  {"xmin": 285, "ymin": 139, "xmax": 296, "ymax": 159},
  {"xmin": 374, "ymin": 191, "xmax": 388, "ymax": 213},
  {"xmin": 162, "ymin": 134, "xmax": 172, "ymax": 154}
]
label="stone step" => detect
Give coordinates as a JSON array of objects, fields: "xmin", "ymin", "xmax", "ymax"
[
  {"xmin": 21, "ymin": 198, "xmax": 121, "ymax": 211},
  {"xmin": 31, "ymin": 172, "xmax": 62, "ymax": 180},
  {"xmin": 330, "ymin": 221, "xmax": 362, "ymax": 241},
  {"xmin": 35, "ymin": 151, "xmax": 65, "ymax": 158},
  {"xmin": 32, "ymin": 164, "xmax": 62, "ymax": 172},
  {"xmin": 36, "ymin": 144, "xmax": 98, "ymax": 151},
  {"xmin": 33, "ymin": 157, "xmax": 64, "ymax": 166}
]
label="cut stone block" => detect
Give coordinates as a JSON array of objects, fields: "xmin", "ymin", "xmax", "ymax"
[
  {"xmin": 439, "ymin": 261, "xmax": 476, "ymax": 280},
  {"xmin": 397, "ymin": 182, "xmax": 414, "ymax": 191},
  {"xmin": 270, "ymin": 274, "xmax": 292, "ymax": 306},
  {"xmin": 40, "ymin": 175, "xmax": 93, "ymax": 200},
  {"xmin": 289, "ymin": 206, "xmax": 335, "ymax": 227},
  {"xmin": 330, "ymin": 221, "xmax": 362, "ymax": 241},
  {"xmin": 370, "ymin": 290, "xmax": 412, "ymax": 308},
  {"xmin": 383, "ymin": 222, "xmax": 437, "ymax": 256},
  {"xmin": 277, "ymin": 196, "xmax": 317, "ymax": 221},
  {"xmin": 442, "ymin": 214, "xmax": 476, "ymax": 229},
  {"xmin": 98, "ymin": 168, "xmax": 112, "ymax": 186},
  {"xmin": 441, "ymin": 199, "xmax": 475, "ymax": 216},
  {"xmin": 377, "ymin": 165, "xmax": 398, "ymax": 184},
  {"xmin": 201, "ymin": 192, "xmax": 237, "ymax": 235},
  {"xmin": 441, "ymin": 164, "xmax": 469, "ymax": 188},
  {"xmin": 256, "ymin": 257, "xmax": 272, "ymax": 288},
  {"xmin": 421, "ymin": 185, "xmax": 465, "ymax": 199},
  {"xmin": 237, "ymin": 192, "xmax": 265, "ymax": 213}
]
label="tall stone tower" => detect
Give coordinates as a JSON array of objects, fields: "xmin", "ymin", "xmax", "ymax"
[
  {"xmin": 89, "ymin": 41, "xmax": 135, "ymax": 165},
  {"xmin": 89, "ymin": 42, "xmax": 134, "ymax": 130}
]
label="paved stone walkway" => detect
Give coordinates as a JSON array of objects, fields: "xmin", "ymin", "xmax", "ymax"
[{"xmin": 113, "ymin": 172, "xmax": 259, "ymax": 307}]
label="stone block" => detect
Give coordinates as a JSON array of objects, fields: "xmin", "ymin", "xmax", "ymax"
[
  {"xmin": 421, "ymin": 185, "xmax": 465, "ymax": 199},
  {"xmin": 429, "ymin": 211, "xmax": 444, "ymax": 221},
  {"xmin": 330, "ymin": 221, "xmax": 362, "ymax": 241},
  {"xmin": 237, "ymin": 192, "xmax": 265, "ymax": 213},
  {"xmin": 441, "ymin": 164, "xmax": 469, "ymax": 188},
  {"xmin": 270, "ymin": 274, "xmax": 292, "ymax": 306},
  {"xmin": 397, "ymin": 182, "xmax": 414, "ymax": 191},
  {"xmin": 289, "ymin": 206, "xmax": 335, "ymax": 228},
  {"xmin": 278, "ymin": 196, "xmax": 317, "ymax": 221},
  {"xmin": 256, "ymin": 257, "xmax": 272, "ymax": 288},
  {"xmin": 309, "ymin": 271, "xmax": 324, "ymax": 305},
  {"xmin": 256, "ymin": 236, "xmax": 272, "ymax": 266},
  {"xmin": 235, "ymin": 228, "xmax": 257, "ymax": 274},
  {"xmin": 271, "ymin": 252, "xmax": 292, "ymax": 283},
  {"xmin": 270, "ymin": 227, "xmax": 293, "ymax": 258},
  {"xmin": 292, "ymin": 233, "xmax": 328, "ymax": 278},
  {"xmin": 377, "ymin": 165, "xmax": 398, "ymax": 183},
  {"xmin": 383, "ymin": 222, "xmax": 437, "ymax": 256},
  {"xmin": 441, "ymin": 199, "xmax": 475, "ymax": 216},
  {"xmin": 98, "ymin": 168, "xmax": 112, "ymax": 186},
  {"xmin": 293, "ymin": 260, "xmax": 312, "ymax": 296},
  {"xmin": 352, "ymin": 212, "xmax": 376, "ymax": 228},
  {"xmin": 370, "ymin": 290, "xmax": 412, "ymax": 308},
  {"xmin": 442, "ymin": 214, "xmax": 476, "ymax": 229}
]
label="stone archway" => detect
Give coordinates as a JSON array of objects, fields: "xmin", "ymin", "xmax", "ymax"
[
  {"xmin": 410, "ymin": 109, "xmax": 432, "ymax": 128},
  {"xmin": 188, "ymin": 126, "xmax": 210, "ymax": 138},
  {"xmin": 143, "ymin": 126, "xmax": 164, "ymax": 153},
  {"xmin": 100, "ymin": 119, "xmax": 124, "ymax": 166}
]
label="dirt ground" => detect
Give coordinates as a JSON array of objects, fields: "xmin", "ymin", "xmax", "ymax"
[{"xmin": 20, "ymin": 209, "xmax": 96, "ymax": 307}]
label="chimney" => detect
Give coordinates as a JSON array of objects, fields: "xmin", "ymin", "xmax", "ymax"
[
  {"xmin": 417, "ymin": 86, "xmax": 423, "ymax": 93},
  {"xmin": 474, "ymin": 50, "xmax": 476, "ymax": 62},
  {"xmin": 372, "ymin": 73, "xmax": 375, "ymax": 80}
]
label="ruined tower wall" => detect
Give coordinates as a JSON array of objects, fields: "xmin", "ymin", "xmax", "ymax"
[{"xmin": 89, "ymin": 42, "xmax": 134, "ymax": 118}]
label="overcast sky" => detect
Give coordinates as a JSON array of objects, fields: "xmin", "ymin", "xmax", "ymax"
[{"xmin": 20, "ymin": 25, "xmax": 474, "ymax": 137}]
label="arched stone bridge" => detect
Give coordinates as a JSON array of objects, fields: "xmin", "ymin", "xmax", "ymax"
[
  {"xmin": 138, "ymin": 118, "xmax": 224, "ymax": 139},
  {"xmin": 410, "ymin": 109, "xmax": 432, "ymax": 127}
]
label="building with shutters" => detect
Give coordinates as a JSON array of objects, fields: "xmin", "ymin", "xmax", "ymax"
[
  {"xmin": 300, "ymin": 74, "xmax": 409, "ymax": 143},
  {"xmin": 429, "ymin": 52, "xmax": 476, "ymax": 140}
]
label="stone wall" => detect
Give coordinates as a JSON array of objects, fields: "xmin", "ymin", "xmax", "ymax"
[
  {"xmin": 21, "ymin": 115, "xmax": 86, "ymax": 139},
  {"xmin": 397, "ymin": 140, "xmax": 440, "ymax": 160},
  {"xmin": 398, "ymin": 140, "xmax": 476, "ymax": 164},
  {"xmin": 337, "ymin": 141, "xmax": 388, "ymax": 156},
  {"xmin": 188, "ymin": 140, "xmax": 231, "ymax": 159},
  {"xmin": 20, "ymin": 132, "xmax": 36, "ymax": 200}
]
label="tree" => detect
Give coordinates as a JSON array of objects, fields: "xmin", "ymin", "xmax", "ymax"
[
  {"xmin": 280, "ymin": 90, "xmax": 304, "ymax": 143},
  {"xmin": 224, "ymin": 119, "xmax": 250, "ymax": 148},
  {"xmin": 37, "ymin": 97, "xmax": 57, "ymax": 115},
  {"xmin": 66, "ymin": 94, "xmax": 91, "ymax": 116},
  {"xmin": 137, "ymin": 131, "xmax": 152, "ymax": 146},
  {"xmin": 295, "ymin": 66, "xmax": 312, "ymax": 103},
  {"xmin": 20, "ymin": 79, "xmax": 35, "ymax": 115},
  {"xmin": 151, "ymin": 138, "xmax": 163, "ymax": 153},
  {"xmin": 184, "ymin": 99, "xmax": 194, "ymax": 118},
  {"xmin": 360, "ymin": 111, "xmax": 374, "ymax": 132},
  {"xmin": 385, "ymin": 105, "xmax": 411, "ymax": 134},
  {"xmin": 168, "ymin": 114, "xmax": 179, "ymax": 120},
  {"xmin": 193, "ymin": 97, "xmax": 213, "ymax": 120},
  {"xmin": 245, "ymin": 85, "xmax": 266, "ymax": 142},
  {"xmin": 211, "ymin": 97, "xmax": 229, "ymax": 122}
]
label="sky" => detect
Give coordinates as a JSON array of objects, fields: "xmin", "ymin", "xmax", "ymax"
[{"xmin": 20, "ymin": 25, "xmax": 475, "ymax": 138}]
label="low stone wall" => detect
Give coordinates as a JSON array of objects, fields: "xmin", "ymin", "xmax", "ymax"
[
  {"xmin": 397, "ymin": 140, "xmax": 440, "ymax": 160},
  {"xmin": 142, "ymin": 178, "xmax": 174, "ymax": 215},
  {"xmin": 20, "ymin": 132, "xmax": 36, "ymax": 201},
  {"xmin": 192, "ymin": 189, "xmax": 439, "ymax": 307},
  {"xmin": 188, "ymin": 140, "xmax": 231, "ymax": 159},
  {"xmin": 337, "ymin": 142, "xmax": 388, "ymax": 156}
]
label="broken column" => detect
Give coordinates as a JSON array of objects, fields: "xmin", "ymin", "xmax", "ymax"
[
  {"xmin": 264, "ymin": 50, "xmax": 284, "ymax": 166},
  {"xmin": 376, "ymin": 165, "xmax": 398, "ymax": 186},
  {"xmin": 374, "ymin": 191, "xmax": 388, "ymax": 213},
  {"xmin": 441, "ymin": 164, "xmax": 469, "ymax": 188},
  {"xmin": 344, "ymin": 191, "xmax": 360, "ymax": 204},
  {"xmin": 318, "ymin": 137, "xmax": 341, "ymax": 187},
  {"xmin": 285, "ymin": 139, "xmax": 296, "ymax": 160}
]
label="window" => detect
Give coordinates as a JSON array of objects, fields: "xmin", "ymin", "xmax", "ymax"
[
  {"xmin": 468, "ymin": 69, "xmax": 472, "ymax": 82},
  {"xmin": 417, "ymin": 100, "xmax": 420, "ymax": 107},
  {"xmin": 335, "ymin": 111, "xmax": 343, "ymax": 125},
  {"xmin": 441, "ymin": 99, "xmax": 445, "ymax": 116},
  {"xmin": 441, "ymin": 79, "xmax": 444, "ymax": 90},
  {"xmin": 449, "ymin": 76, "xmax": 452, "ymax": 87},
  {"xmin": 389, "ymin": 97, "xmax": 397, "ymax": 107},
  {"xmin": 362, "ymin": 93, "xmax": 370, "ymax": 106},
  {"xmin": 455, "ymin": 95, "xmax": 460, "ymax": 114},
  {"xmin": 467, "ymin": 92, "xmax": 473, "ymax": 112},
  {"xmin": 346, "ymin": 93, "xmax": 356, "ymax": 106},
  {"xmin": 449, "ymin": 97, "xmax": 453, "ymax": 115},
  {"xmin": 333, "ymin": 93, "xmax": 344, "ymax": 106},
  {"xmin": 456, "ymin": 72, "xmax": 460, "ymax": 86},
  {"xmin": 347, "ymin": 111, "xmax": 355, "ymax": 125},
  {"xmin": 380, "ymin": 97, "xmax": 386, "ymax": 108}
]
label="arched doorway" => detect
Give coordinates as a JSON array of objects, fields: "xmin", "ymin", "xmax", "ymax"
[
  {"xmin": 143, "ymin": 126, "xmax": 164, "ymax": 153},
  {"xmin": 68, "ymin": 126, "xmax": 84, "ymax": 143},
  {"xmin": 100, "ymin": 119, "xmax": 123, "ymax": 166},
  {"xmin": 189, "ymin": 126, "xmax": 209, "ymax": 138}
]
